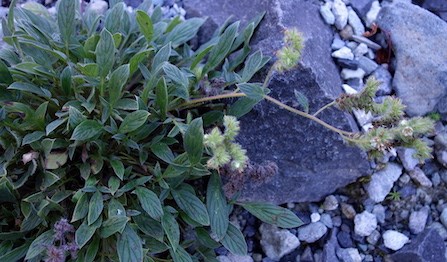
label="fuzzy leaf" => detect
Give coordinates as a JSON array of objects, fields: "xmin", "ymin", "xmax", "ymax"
[
  {"xmin": 152, "ymin": 42, "xmax": 171, "ymax": 70},
  {"xmin": 136, "ymin": 10, "xmax": 153, "ymax": 43},
  {"xmin": 100, "ymin": 216, "xmax": 129, "ymax": 238},
  {"xmin": 88, "ymin": 190, "xmax": 104, "ymax": 225},
  {"xmin": 165, "ymin": 17, "xmax": 205, "ymax": 47},
  {"xmin": 294, "ymin": 89, "xmax": 309, "ymax": 113},
  {"xmin": 241, "ymin": 50, "xmax": 263, "ymax": 82},
  {"xmin": 119, "ymin": 110, "xmax": 150, "ymax": 133},
  {"xmin": 221, "ymin": 223, "xmax": 247, "ymax": 256},
  {"xmin": 239, "ymin": 202, "xmax": 304, "ymax": 228},
  {"xmin": 8, "ymin": 82, "xmax": 51, "ymax": 98},
  {"xmin": 0, "ymin": 60, "xmax": 13, "ymax": 85},
  {"xmin": 184, "ymin": 118, "xmax": 204, "ymax": 165},
  {"xmin": 60, "ymin": 66, "xmax": 72, "ymax": 96},
  {"xmin": 228, "ymin": 97, "xmax": 259, "ymax": 118},
  {"xmin": 109, "ymin": 64, "xmax": 130, "ymax": 107},
  {"xmin": 22, "ymin": 131, "xmax": 45, "ymax": 145},
  {"xmin": 172, "ymin": 189, "xmax": 210, "ymax": 226},
  {"xmin": 71, "ymin": 120, "xmax": 103, "ymax": 140},
  {"xmin": 25, "ymin": 230, "xmax": 53, "ymax": 260},
  {"xmin": 104, "ymin": 2, "xmax": 124, "ymax": 34},
  {"xmin": 117, "ymin": 225, "xmax": 143, "ymax": 262},
  {"xmin": 161, "ymin": 211, "xmax": 180, "ymax": 251},
  {"xmin": 96, "ymin": 29, "xmax": 115, "ymax": 78},
  {"xmin": 110, "ymin": 159, "xmax": 125, "ymax": 180},
  {"xmin": 206, "ymin": 172, "xmax": 229, "ymax": 240},
  {"xmin": 72, "ymin": 192, "xmax": 89, "ymax": 222},
  {"xmin": 134, "ymin": 187, "xmax": 163, "ymax": 220},
  {"xmin": 57, "ymin": 0, "xmax": 75, "ymax": 45},
  {"xmin": 169, "ymin": 246, "xmax": 193, "ymax": 262},
  {"xmin": 163, "ymin": 62, "xmax": 189, "ymax": 99},
  {"xmin": 46, "ymin": 118, "xmax": 67, "ymax": 136},
  {"xmin": 237, "ymin": 83, "xmax": 265, "ymax": 101},
  {"xmin": 155, "ymin": 77, "xmax": 168, "ymax": 119},
  {"xmin": 75, "ymin": 217, "xmax": 102, "ymax": 249}
]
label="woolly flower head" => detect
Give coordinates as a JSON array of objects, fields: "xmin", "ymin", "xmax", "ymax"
[
  {"xmin": 204, "ymin": 127, "xmax": 224, "ymax": 150},
  {"xmin": 274, "ymin": 28, "xmax": 304, "ymax": 72},
  {"xmin": 223, "ymin": 115, "xmax": 240, "ymax": 141}
]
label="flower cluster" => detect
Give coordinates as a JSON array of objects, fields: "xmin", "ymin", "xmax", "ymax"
[
  {"xmin": 44, "ymin": 218, "xmax": 78, "ymax": 262},
  {"xmin": 204, "ymin": 116, "xmax": 248, "ymax": 171},
  {"xmin": 274, "ymin": 28, "xmax": 304, "ymax": 72}
]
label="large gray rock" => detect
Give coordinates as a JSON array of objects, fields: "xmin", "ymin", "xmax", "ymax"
[
  {"xmin": 184, "ymin": 0, "xmax": 370, "ymax": 204},
  {"xmin": 376, "ymin": 2, "xmax": 447, "ymax": 116}
]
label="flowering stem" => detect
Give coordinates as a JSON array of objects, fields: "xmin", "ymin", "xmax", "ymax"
[{"xmin": 313, "ymin": 101, "xmax": 337, "ymax": 117}]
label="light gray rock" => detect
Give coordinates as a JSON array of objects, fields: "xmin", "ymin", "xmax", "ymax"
[
  {"xmin": 320, "ymin": 213, "xmax": 334, "ymax": 229},
  {"xmin": 354, "ymin": 211, "xmax": 378, "ymax": 237},
  {"xmin": 332, "ymin": 37, "xmax": 346, "ymax": 50},
  {"xmin": 383, "ymin": 230, "xmax": 409, "ymax": 251},
  {"xmin": 364, "ymin": 163, "xmax": 403, "ymax": 202},
  {"xmin": 436, "ymin": 150, "xmax": 447, "ymax": 167},
  {"xmin": 351, "ymin": 35, "xmax": 382, "ymax": 50},
  {"xmin": 311, "ymin": 213, "xmax": 321, "ymax": 223},
  {"xmin": 376, "ymin": 2, "xmax": 447, "ymax": 116},
  {"xmin": 429, "ymin": 222, "xmax": 447, "ymax": 240},
  {"xmin": 398, "ymin": 147, "xmax": 419, "ymax": 171},
  {"xmin": 348, "ymin": 8, "xmax": 365, "ymax": 36},
  {"xmin": 217, "ymin": 254, "xmax": 253, "ymax": 262},
  {"xmin": 432, "ymin": 172, "xmax": 441, "ymax": 187},
  {"xmin": 358, "ymin": 56, "xmax": 378, "ymax": 75},
  {"xmin": 366, "ymin": 230, "xmax": 381, "ymax": 245},
  {"xmin": 259, "ymin": 224, "xmax": 300, "ymax": 261},
  {"xmin": 341, "ymin": 203, "xmax": 357, "ymax": 219},
  {"xmin": 391, "ymin": 229, "xmax": 446, "ymax": 262},
  {"xmin": 333, "ymin": 0, "xmax": 349, "ymax": 30},
  {"xmin": 409, "ymin": 207, "xmax": 429, "ymax": 234},
  {"xmin": 343, "ymin": 84, "xmax": 358, "ymax": 95},
  {"xmin": 353, "ymin": 43, "xmax": 368, "ymax": 57},
  {"xmin": 409, "ymin": 167, "xmax": 433, "ymax": 188},
  {"xmin": 298, "ymin": 222, "xmax": 328, "ymax": 243},
  {"xmin": 320, "ymin": 2, "xmax": 335, "ymax": 25},
  {"xmin": 372, "ymin": 204, "xmax": 386, "ymax": 224},
  {"xmin": 323, "ymin": 195, "xmax": 339, "ymax": 211},
  {"xmin": 322, "ymin": 228, "xmax": 340, "ymax": 262},
  {"xmin": 332, "ymin": 47, "xmax": 354, "ymax": 60},
  {"xmin": 341, "ymin": 68, "xmax": 366, "ymax": 80},
  {"xmin": 372, "ymin": 65, "xmax": 392, "ymax": 96},
  {"xmin": 336, "ymin": 247, "xmax": 362, "ymax": 262},
  {"xmin": 351, "ymin": 0, "xmax": 374, "ymax": 19},
  {"xmin": 440, "ymin": 208, "xmax": 447, "ymax": 228},
  {"xmin": 365, "ymin": 0, "xmax": 380, "ymax": 27}
]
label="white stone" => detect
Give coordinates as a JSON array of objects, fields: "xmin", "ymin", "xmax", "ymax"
[
  {"xmin": 311, "ymin": 213, "xmax": 321, "ymax": 223},
  {"xmin": 89, "ymin": 0, "xmax": 109, "ymax": 15},
  {"xmin": 341, "ymin": 68, "xmax": 366, "ymax": 80},
  {"xmin": 331, "ymin": 37, "xmax": 346, "ymax": 50},
  {"xmin": 332, "ymin": 47, "xmax": 354, "ymax": 60},
  {"xmin": 354, "ymin": 211, "xmax": 378, "ymax": 237},
  {"xmin": 260, "ymin": 224, "xmax": 300, "ymax": 261},
  {"xmin": 320, "ymin": 2, "xmax": 335, "ymax": 25},
  {"xmin": 348, "ymin": 8, "xmax": 365, "ymax": 35},
  {"xmin": 409, "ymin": 207, "xmax": 429, "ymax": 234},
  {"xmin": 217, "ymin": 254, "xmax": 253, "ymax": 262},
  {"xmin": 353, "ymin": 109, "xmax": 373, "ymax": 127},
  {"xmin": 298, "ymin": 222, "xmax": 328, "ymax": 243},
  {"xmin": 366, "ymin": 1, "xmax": 381, "ymax": 27},
  {"xmin": 364, "ymin": 163, "xmax": 403, "ymax": 202},
  {"xmin": 332, "ymin": 0, "xmax": 349, "ymax": 30},
  {"xmin": 343, "ymin": 84, "xmax": 358, "ymax": 95},
  {"xmin": 354, "ymin": 43, "xmax": 369, "ymax": 57},
  {"xmin": 383, "ymin": 230, "xmax": 409, "ymax": 251}
]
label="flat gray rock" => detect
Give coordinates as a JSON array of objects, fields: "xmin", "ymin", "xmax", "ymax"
[
  {"xmin": 376, "ymin": 2, "xmax": 447, "ymax": 116},
  {"xmin": 184, "ymin": 0, "xmax": 370, "ymax": 204}
]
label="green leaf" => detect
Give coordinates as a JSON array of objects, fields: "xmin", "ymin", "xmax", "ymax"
[
  {"xmin": 72, "ymin": 192, "xmax": 89, "ymax": 222},
  {"xmin": 0, "ymin": 242, "xmax": 30, "ymax": 262},
  {"xmin": 0, "ymin": 60, "xmax": 13, "ymax": 85},
  {"xmin": 108, "ymin": 64, "xmax": 130, "ymax": 107},
  {"xmin": 75, "ymin": 217, "xmax": 102, "ymax": 249},
  {"xmin": 165, "ymin": 17, "xmax": 205, "ymax": 47},
  {"xmin": 60, "ymin": 66, "xmax": 72, "ymax": 96},
  {"xmin": 129, "ymin": 50, "xmax": 151, "ymax": 76},
  {"xmin": 119, "ymin": 110, "xmax": 150, "ymax": 133},
  {"xmin": 134, "ymin": 214, "xmax": 163, "ymax": 239},
  {"xmin": 134, "ymin": 187, "xmax": 163, "ymax": 220},
  {"xmin": 169, "ymin": 245, "xmax": 193, "ymax": 262},
  {"xmin": 105, "ymin": 2, "xmax": 124, "ymax": 34},
  {"xmin": 221, "ymin": 223, "xmax": 247, "ymax": 256},
  {"xmin": 239, "ymin": 202, "xmax": 304, "ymax": 228},
  {"xmin": 163, "ymin": 62, "xmax": 189, "ymax": 99},
  {"xmin": 8, "ymin": 82, "xmax": 51, "ymax": 98},
  {"xmin": 228, "ymin": 97, "xmax": 259, "ymax": 118},
  {"xmin": 44, "ymin": 152, "xmax": 68, "ymax": 170},
  {"xmin": 88, "ymin": 190, "xmax": 104, "ymax": 225},
  {"xmin": 25, "ymin": 230, "xmax": 53, "ymax": 260},
  {"xmin": 190, "ymin": 44, "xmax": 215, "ymax": 70},
  {"xmin": 117, "ymin": 225, "xmax": 143, "ymax": 262},
  {"xmin": 172, "ymin": 189, "xmax": 209, "ymax": 226},
  {"xmin": 85, "ymin": 235, "xmax": 100, "ymax": 262},
  {"xmin": 206, "ymin": 172, "xmax": 228, "ymax": 240},
  {"xmin": 183, "ymin": 118, "xmax": 203, "ymax": 165},
  {"xmin": 22, "ymin": 131, "xmax": 45, "ymax": 145},
  {"xmin": 110, "ymin": 159, "xmax": 125, "ymax": 180},
  {"xmin": 57, "ymin": 0, "xmax": 75, "ymax": 45},
  {"xmin": 241, "ymin": 50, "xmax": 265, "ymax": 82},
  {"xmin": 161, "ymin": 211, "xmax": 180, "ymax": 251},
  {"xmin": 155, "ymin": 77, "xmax": 168, "ymax": 119},
  {"xmin": 136, "ymin": 10, "xmax": 153, "ymax": 43},
  {"xmin": 237, "ymin": 83, "xmax": 265, "ymax": 101},
  {"xmin": 294, "ymin": 89, "xmax": 309, "ymax": 113},
  {"xmin": 71, "ymin": 120, "xmax": 103, "ymax": 140},
  {"xmin": 152, "ymin": 42, "xmax": 171, "ymax": 70},
  {"xmin": 46, "ymin": 118, "xmax": 67, "ymax": 136},
  {"xmin": 96, "ymin": 29, "xmax": 115, "ymax": 78},
  {"xmin": 100, "ymin": 216, "xmax": 129, "ymax": 238},
  {"xmin": 150, "ymin": 142, "xmax": 174, "ymax": 163}
]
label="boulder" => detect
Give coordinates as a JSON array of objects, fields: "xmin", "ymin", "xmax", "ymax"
[
  {"xmin": 376, "ymin": 2, "xmax": 447, "ymax": 116},
  {"xmin": 184, "ymin": 0, "xmax": 370, "ymax": 204}
]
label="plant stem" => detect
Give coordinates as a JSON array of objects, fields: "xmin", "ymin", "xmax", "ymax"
[{"xmin": 313, "ymin": 101, "xmax": 336, "ymax": 117}]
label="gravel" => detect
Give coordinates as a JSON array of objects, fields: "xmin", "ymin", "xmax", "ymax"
[{"xmin": 382, "ymin": 230, "xmax": 409, "ymax": 251}]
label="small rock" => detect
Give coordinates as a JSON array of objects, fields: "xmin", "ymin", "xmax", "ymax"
[
  {"xmin": 383, "ymin": 230, "xmax": 409, "ymax": 251},
  {"xmin": 353, "ymin": 109, "xmax": 373, "ymax": 127},
  {"xmin": 436, "ymin": 150, "xmax": 447, "ymax": 167},
  {"xmin": 365, "ymin": 0, "xmax": 381, "ymax": 27},
  {"xmin": 322, "ymin": 228, "xmax": 340, "ymax": 262},
  {"xmin": 343, "ymin": 84, "xmax": 359, "ymax": 95},
  {"xmin": 353, "ymin": 43, "xmax": 369, "ymax": 57},
  {"xmin": 372, "ymin": 205, "xmax": 386, "ymax": 224},
  {"xmin": 341, "ymin": 203, "xmax": 357, "ymax": 219},
  {"xmin": 432, "ymin": 172, "xmax": 441, "ymax": 187},
  {"xmin": 340, "ymin": 25, "xmax": 354, "ymax": 40},
  {"xmin": 354, "ymin": 211, "xmax": 378, "ymax": 237},
  {"xmin": 217, "ymin": 254, "xmax": 253, "ymax": 262},
  {"xmin": 347, "ymin": 78, "xmax": 364, "ymax": 91},
  {"xmin": 252, "ymin": 253, "xmax": 262, "ymax": 262},
  {"xmin": 337, "ymin": 231, "xmax": 354, "ymax": 248},
  {"xmin": 341, "ymin": 68, "xmax": 366, "ymax": 80},
  {"xmin": 320, "ymin": 2, "xmax": 335, "ymax": 25},
  {"xmin": 338, "ymin": 58, "xmax": 359, "ymax": 70},
  {"xmin": 332, "ymin": 35, "xmax": 346, "ymax": 50},
  {"xmin": 366, "ymin": 230, "xmax": 381, "ymax": 245},
  {"xmin": 346, "ymin": 41, "xmax": 358, "ymax": 50},
  {"xmin": 440, "ymin": 208, "xmax": 447, "ymax": 228},
  {"xmin": 350, "ymin": 0, "xmax": 374, "ymax": 19},
  {"xmin": 409, "ymin": 207, "xmax": 429, "ymax": 234},
  {"xmin": 372, "ymin": 65, "xmax": 392, "ymax": 96},
  {"xmin": 364, "ymin": 163, "xmax": 403, "ymax": 203},
  {"xmin": 332, "ymin": 0, "xmax": 349, "ymax": 30},
  {"xmin": 300, "ymin": 246, "xmax": 314, "ymax": 262},
  {"xmin": 332, "ymin": 47, "xmax": 354, "ymax": 60},
  {"xmin": 323, "ymin": 195, "xmax": 339, "ymax": 211},
  {"xmin": 390, "ymin": 229, "xmax": 446, "ymax": 262},
  {"xmin": 311, "ymin": 213, "xmax": 321, "ymax": 223},
  {"xmin": 336, "ymin": 247, "xmax": 362, "ymax": 262},
  {"xmin": 399, "ymin": 173, "xmax": 411, "ymax": 184},
  {"xmin": 398, "ymin": 147, "xmax": 419, "ymax": 171},
  {"xmin": 298, "ymin": 222, "xmax": 328, "ymax": 243},
  {"xmin": 358, "ymin": 56, "xmax": 378, "ymax": 75},
  {"xmin": 348, "ymin": 8, "xmax": 365, "ymax": 35},
  {"xmin": 320, "ymin": 214, "xmax": 334, "ymax": 229},
  {"xmin": 351, "ymin": 35, "xmax": 382, "ymax": 50},
  {"xmin": 260, "ymin": 224, "xmax": 300, "ymax": 261},
  {"xmin": 409, "ymin": 167, "xmax": 433, "ymax": 188},
  {"xmin": 429, "ymin": 222, "xmax": 447, "ymax": 240}
]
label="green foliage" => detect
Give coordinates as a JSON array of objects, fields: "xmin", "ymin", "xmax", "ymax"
[{"xmin": 0, "ymin": 1, "xmax": 303, "ymax": 261}]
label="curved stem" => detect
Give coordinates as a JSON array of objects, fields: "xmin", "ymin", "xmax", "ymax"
[
  {"xmin": 313, "ymin": 101, "xmax": 336, "ymax": 117},
  {"xmin": 179, "ymin": 93, "xmax": 246, "ymax": 109}
]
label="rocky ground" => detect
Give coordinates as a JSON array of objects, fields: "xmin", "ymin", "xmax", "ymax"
[{"xmin": 1, "ymin": 0, "xmax": 447, "ymax": 261}]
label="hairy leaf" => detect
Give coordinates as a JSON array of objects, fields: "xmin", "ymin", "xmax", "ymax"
[{"xmin": 239, "ymin": 202, "xmax": 304, "ymax": 228}]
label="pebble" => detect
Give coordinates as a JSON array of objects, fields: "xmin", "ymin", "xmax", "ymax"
[
  {"xmin": 440, "ymin": 208, "xmax": 447, "ymax": 228},
  {"xmin": 341, "ymin": 203, "xmax": 357, "ymax": 219},
  {"xmin": 431, "ymin": 172, "xmax": 441, "ymax": 187},
  {"xmin": 298, "ymin": 222, "xmax": 328, "ymax": 243},
  {"xmin": 353, "ymin": 109, "xmax": 373, "ymax": 128},
  {"xmin": 320, "ymin": 2, "xmax": 335, "ymax": 25},
  {"xmin": 358, "ymin": 56, "xmax": 378, "ymax": 75},
  {"xmin": 436, "ymin": 150, "xmax": 447, "ymax": 167},
  {"xmin": 346, "ymin": 78, "xmax": 364, "ymax": 91},
  {"xmin": 217, "ymin": 254, "xmax": 253, "ymax": 262},
  {"xmin": 259, "ymin": 224, "xmax": 300, "ymax": 261},
  {"xmin": 353, "ymin": 43, "xmax": 369, "ymax": 57},
  {"xmin": 399, "ymin": 173, "xmax": 411, "ymax": 184},
  {"xmin": 311, "ymin": 213, "xmax": 321, "ymax": 223},
  {"xmin": 332, "ymin": 47, "xmax": 354, "ymax": 60},
  {"xmin": 366, "ymin": 230, "xmax": 381, "ymax": 245},
  {"xmin": 323, "ymin": 195, "xmax": 339, "ymax": 211},
  {"xmin": 383, "ymin": 230, "xmax": 409, "ymax": 251},
  {"xmin": 397, "ymin": 148, "xmax": 419, "ymax": 171},
  {"xmin": 332, "ymin": 0, "xmax": 349, "ymax": 30},
  {"xmin": 409, "ymin": 207, "xmax": 429, "ymax": 234},
  {"xmin": 354, "ymin": 211, "xmax": 378, "ymax": 237},
  {"xmin": 429, "ymin": 222, "xmax": 447, "ymax": 240},
  {"xmin": 337, "ymin": 231, "xmax": 354, "ymax": 248},
  {"xmin": 340, "ymin": 25, "xmax": 354, "ymax": 40},
  {"xmin": 350, "ymin": 0, "xmax": 374, "ymax": 19},
  {"xmin": 336, "ymin": 247, "xmax": 362, "ymax": 262},
  {"xmin": 338, "ymin": 58, "xmax": 359, "ymax": 70},
  {"xmin": 365, "ymin": 0, "xmax": 381, "ymax": 27},
  {"xmin": 341, "ymin": 68, "xmax": 366, "ymax": 80},
  {"xmin": 372, "ymin": 205, "xmax": 386, "ymax": 224},
  {"xmin": 332, "ymin": 35, "xmax": 346, "ymax": 50},
  {"xmin": 351, "ymin": 35, "xmax": 382, "ymax": 50},
  {"xmin": 320, "ymin": 213, "xmax": 334, "ymax": 229},
  {"xmin": 364, "ymin": 163, "xmax": 403, "ymax": 203},
  {"xmin": 409, "ymin": 168, "xmax": 433, "ymax": 188},
  {"xmin": 348, "ymin": 8, "xmax": 365, "ymax": 35},
  {"xmin": 343, "ymin": 84, "xmax": 359, "ymax": 95}
]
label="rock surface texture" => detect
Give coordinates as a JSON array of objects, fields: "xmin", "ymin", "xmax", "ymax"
[
  {"xmin": 376, "ymin": 2, "xmax": 447, "ymax": 116},
  {"xmin": 184, "ymin": 0, "xmax": 370, "ymax": 204}
]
